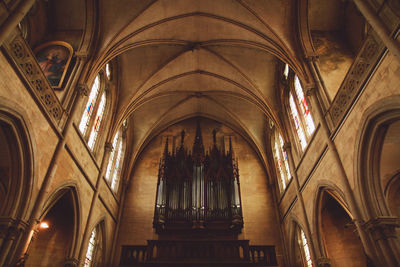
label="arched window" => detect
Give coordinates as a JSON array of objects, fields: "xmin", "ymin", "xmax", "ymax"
[
  {"xmin": 105, "ymin": 126, "xmax": 126, "ymax": 193},
  {"xmin": 87, "ymin": 91, "xmax": 106, "ymax": 150},
  {"xmin": 79, "ymin": 75, "xmax": 101, "ymax": 136},
  {"xmin": 78, "ymin": 66, "xmax": 110, "ymax": 151},
  {"xmin": 272, "ymin": 130, "xmax": 291, "ymax": 193},
  {"xmin": 297, "ymin": 228, "xmax": 313, "ymax": 267},
  {"xmin": 287, "ymin": 73, "xmax": 315, "ymax": 151},
  {"xmin": 84, "ymin": 225, "xmax": 103, "ymax": 267}
]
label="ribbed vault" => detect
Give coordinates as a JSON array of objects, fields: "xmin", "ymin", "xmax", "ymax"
[{"xmin": 88, "ymin": 0, "xmax": 303, "ymax": 175}]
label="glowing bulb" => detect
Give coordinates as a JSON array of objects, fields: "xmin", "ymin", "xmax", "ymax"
[{"xmin": 39, "ymin": 222, "xmax": 49, "ymax": 229}]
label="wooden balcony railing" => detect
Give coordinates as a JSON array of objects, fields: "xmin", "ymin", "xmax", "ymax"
[{"xmin": 120, "ymin": 240, "xmax": 277, "ymax": 266}]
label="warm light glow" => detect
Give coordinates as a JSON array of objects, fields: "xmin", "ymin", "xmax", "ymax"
[{"xmin": 39, "ymin": 221, "xmax": 49, "ymax": 229}]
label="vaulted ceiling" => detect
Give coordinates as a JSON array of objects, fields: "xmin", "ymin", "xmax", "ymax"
[{"xmin": 86, "ymin": 0, "xmax": 306, "ymax": 164}]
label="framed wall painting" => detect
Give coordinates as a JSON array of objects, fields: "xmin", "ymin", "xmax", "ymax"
[{"xmin": 34, "ymin": 41, "xmax": 73, "ymax": 89}]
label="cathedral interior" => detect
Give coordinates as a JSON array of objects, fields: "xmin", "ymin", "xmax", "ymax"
[{"xmin": 0, "ymin": 0, "xmax": 400, "ymax": 266}]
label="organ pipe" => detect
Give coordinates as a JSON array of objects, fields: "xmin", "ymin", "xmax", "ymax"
[{"xmin": 153, "ymin": 122, "xmax": 243, "ymax": 233}]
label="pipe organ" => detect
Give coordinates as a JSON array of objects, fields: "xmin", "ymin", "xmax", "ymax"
[{"xmin": 153, "ymin": 122, "xmax": 243, "ymax": 233}]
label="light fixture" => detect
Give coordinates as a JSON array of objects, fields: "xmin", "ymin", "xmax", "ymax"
[{"xmin": 39, "ymin": 221, "xmax": 49, "ymax": 229}]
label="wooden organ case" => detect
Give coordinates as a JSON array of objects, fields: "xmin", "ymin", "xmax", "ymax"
[{"xmin": 153, "ymin": 122, "xmax": 243, "ymax": 234}]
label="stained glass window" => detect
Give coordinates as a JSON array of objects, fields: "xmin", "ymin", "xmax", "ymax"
[
  {"xmin": 300, "ymin": 229, "xmax": 313, "ymax": 267},
  {"xmin": 294, "ymin": 76, "xmax": 315, "ymax": 136},
  {"xmin": 289, "ymin": 93, "xmax": 307, "ymax": 150},
  {"xmin": 105, "ymin": 128, "xmax": 125, "ymax": 193},
  {"xmin": 88, "ymin": 92, "xmax": 106, "ymax": 150},
  {"xmin": 273, "ymin": 132, "xmax": 291, "ymax": 192},
  {"xmin": 84, "ymin": 228, "xmax": 97, "ymax": 267},
  {"xmin": 79, "ymin": 75, "xmax": 100, "ymax": 135},
  {"xmin": 288, "ymin": 75, "xmax": 315, "ymax": 151},
  {"xmin": 105, "ymin": 131, "xmax": 119, "ymax": 182}
]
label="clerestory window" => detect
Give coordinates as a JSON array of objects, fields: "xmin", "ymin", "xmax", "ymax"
[
  {"xmin": 285, "ymin": 66, "xmax": 315, "ymax": 151},
  {"xmin": 105, "ymin": 126, "xmax": 126, "ymax": 193},
  {"xmin": 78, "ymin": 63, "xmax": 112, "ymax": 152},
  {"xmin": 272, "ymin": 130, "xmax": 291, "ymax": 193}
]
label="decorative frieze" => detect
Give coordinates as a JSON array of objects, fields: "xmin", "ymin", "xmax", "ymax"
[
  {"xmin": 3, "ymin": 33, "xmax": 66, "ymax": 127},
  {"xmin": 329, "ymin": 32, "xmax": 385, "ymax": 127}
]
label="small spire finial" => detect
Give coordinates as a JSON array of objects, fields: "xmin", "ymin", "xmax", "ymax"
[
  {"xmin": 162, "ymin": 137, "xmax": 169, "ymax": 159},
  {"xmin": 212, "ymin": 129, "xmax": 217, "ymax": 146},
  {"xmin": 181, "ymin": 130, "xmax": 185, "ymax": 147}
]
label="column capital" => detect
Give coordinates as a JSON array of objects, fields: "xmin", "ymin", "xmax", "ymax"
[
  {"xmin": 104, "ymin": 141, "xmax": 113, "ymax": 152},
  {"xmin": 283, "ymin": 143, "xmax": 291, "ymax": 151},
  {"xmin": 305, "ymin": 55, "xmax": 319, "ymax": 62},
  {"xmin": 305, "ymin": 86, "xmax": 317, "ymax": 97},
  {"xmin": 364, "ymin": 216, "xmax": 399, "ymax": 241},
  {"xmin": 74, "ymin": 50, "xmax": 88, "ymax": 59},
  {"xmin": 64, "ymin": 257, "xmax": 79, "ymax": 267},
  {"xmin": 317, "ymin": 257, "xmax": 331, "ymax": 267},
  {"xmin": 77, "ymin": 84, "xmax": 89, "ymax": 97}
]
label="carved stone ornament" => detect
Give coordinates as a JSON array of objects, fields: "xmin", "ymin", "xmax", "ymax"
[
  {"xmin": 329, "ymin": 32, "xmax": 385, "ymax": 126},
  {"xmin": 78, "ymin": 83, "xmax": 89, "ymax": 97},
  {"xmin": 3, "ymin": 33, "xmax": 65, "ymax": 126}
]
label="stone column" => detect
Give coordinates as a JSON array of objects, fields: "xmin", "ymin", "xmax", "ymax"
[
  {"xmin": 0, "ymin": 223, "xmax": 19, "ymax": 266},
  {"xmin": 364, "ymin": 216, "xmax": 400, "ymax": 266},
  {"xmin": 0, "ymin": 0, "xmax": 36, "ymax": 46},
  {"xmin": 352, "ymin": 0, "xmax": 400, "ymax": 62}
]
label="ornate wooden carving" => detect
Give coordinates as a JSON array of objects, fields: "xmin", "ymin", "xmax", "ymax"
[
  {"xmin": 153, "ymin": 121, "xmax": 243, "ymax": 233},
  {"xmin": 3, "ymin": 33, "xmax": 66, "ymax": 127}
]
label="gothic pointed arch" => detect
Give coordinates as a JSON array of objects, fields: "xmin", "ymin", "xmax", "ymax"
[
  {"xmin": 288, "ymin": 218, "xmax": 314, "ymax": 267},
  {"xmin": 0, "ymin": 108, "xmax": 34, "ymax": 220},
  {"xmin": 314, "ymin": 187, "xmax": 368, "ymax": 266},
  {"xmin": 25, "ymin": 185, "xmax": 81, "ymax": 267},
  {"xmin": 356, "ymin": 97, "xmax": 400, "ymax": 218}
]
